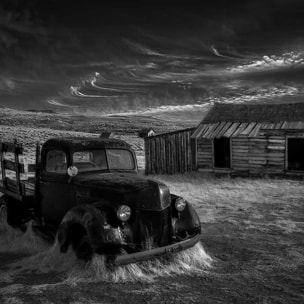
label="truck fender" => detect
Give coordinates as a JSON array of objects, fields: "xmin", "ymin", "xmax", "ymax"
[{"xmin": 170, "ymin": 195, "xmax": 201, "ymax": 240}]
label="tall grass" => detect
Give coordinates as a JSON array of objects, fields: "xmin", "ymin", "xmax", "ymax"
[
  {"xmin": 65, "ymin": 242, "xmax": 212, "ymax": 284},
  {"xmin": 1, "ymin": 172, "xmax": 303, "ymax": 302},
  {"xmin": 0, "ymin": 219, "xmax": 49, "ymax": 254},
  {"xmin": 0, "ymin": 213, "xmax": 212, "ymax": 284}
]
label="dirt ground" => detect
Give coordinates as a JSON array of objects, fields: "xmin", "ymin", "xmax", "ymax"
[{"xmin": 1, "ymin": 173, "xmax": 303, "ymax": 304}]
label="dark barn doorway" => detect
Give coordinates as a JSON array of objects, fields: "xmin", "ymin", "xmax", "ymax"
[
  {"xmin": 214, "ymin": 138, "xmax": 231, "ymax": 168},
  {"xmin": 287, "ymin": 138, "xmax": 304, "ymax": 171}
]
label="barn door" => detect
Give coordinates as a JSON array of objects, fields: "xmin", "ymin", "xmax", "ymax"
[
  {"xmin": 213, "ymin": 138, "xmax": 231, "ymax": 168},
  {"xmin": 287, "ymin": 138, "xmax": 304, "ymax": 171}
]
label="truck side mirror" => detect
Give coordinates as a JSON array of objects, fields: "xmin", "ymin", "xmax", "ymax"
[{"xmin": 67, "ymin": 166, "xmax": 78, "ymax": 177}]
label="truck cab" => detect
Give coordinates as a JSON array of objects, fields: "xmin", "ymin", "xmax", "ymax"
[
  {"xmin": 39, "ymin": 137, "xmax": 138, "ymax": 224},
  {"xmin": 0, "ymin": 137, "xmax": 201, "ymax": 265}
]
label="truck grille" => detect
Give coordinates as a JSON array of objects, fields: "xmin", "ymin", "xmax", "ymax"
[{"xmin": 137, "ymin": 206, "xmax": 171, "ymax": 249}]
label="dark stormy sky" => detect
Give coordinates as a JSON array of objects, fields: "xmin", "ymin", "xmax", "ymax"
[
  {"xmin": 1, "ymin": 0, "xmax": 303, "ymax": 70},
  {"xmin": 1, "ymin": 0, "xmax": 304, "ymax": 112}
]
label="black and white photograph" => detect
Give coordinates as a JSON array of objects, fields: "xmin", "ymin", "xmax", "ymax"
[{"xmin": 0, "ymin": 0, "xmax": 303, "ymax": 303}]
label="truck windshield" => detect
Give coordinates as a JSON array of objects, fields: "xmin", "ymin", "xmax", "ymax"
[{"xmin": 73, "ymin": 149, "xmax": 135, "ymax": 172}]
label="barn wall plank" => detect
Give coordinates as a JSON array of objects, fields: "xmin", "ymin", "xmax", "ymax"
[
  {"xmin": 197, "ymin": 139, "xmax": 213, "ymax": 169},
  {"xmin": 144, "ymin": 128, "xmax": 197, "ymax": 174},
  {"xmin": 231, "ymin": 137, "xmax": 249, "ymax": 171}
]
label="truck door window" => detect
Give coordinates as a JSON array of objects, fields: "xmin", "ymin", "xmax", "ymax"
[{"xmin": 46, "ymin": 150, "xmax": 67, "ymax": 174}]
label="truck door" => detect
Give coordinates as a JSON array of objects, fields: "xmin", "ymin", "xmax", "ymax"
[{"xmin": 39, "ymin": 149, "xmax": 73, "ymax": 224}]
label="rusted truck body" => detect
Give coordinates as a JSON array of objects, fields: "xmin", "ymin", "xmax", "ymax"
[{"xmin": 0, "ymin": 137, "xmax": 201, "ymax": 265}]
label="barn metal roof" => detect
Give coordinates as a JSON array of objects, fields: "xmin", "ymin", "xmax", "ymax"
[
  {"xmin": 191, "ymin": 121, "xmax": 304, "ymax": 139},
  {"xmin": 192, "ymin": 102, "xmax": 304, "ymax": 139}
]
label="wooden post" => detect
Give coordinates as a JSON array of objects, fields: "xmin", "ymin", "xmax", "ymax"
[
  {"xmin": 153, "ymin": 137, "xmax": 157, "ymax": 174},
  {"xmin": 161, "ymin": 136, "xmax": 165, "ymax": 174},
  {"xmin": 167, "ymin": 135, "xmax": 171, "ymax": 174},
  {"xmin": 175, "ymin": 134, "xmax": 179, "ymax": 173},
  {"xmin": 0, "ymin": 143, "xmax": 6, "ymax": 188},
  {"xmin": 13, "ymin": 139, "xmax": 22, "ymax": 196},
  {"xmin": 35, "ymin": 142, "xmax": 41, "ymax": 199},
  {"xmin": 144, "ymin": 138, "xmax": 150, "ymax": 175}
]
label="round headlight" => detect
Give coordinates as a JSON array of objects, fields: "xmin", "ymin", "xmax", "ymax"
[
  {"xmin": 175, "ymin": 198, "xmax": 186, "ymax": 212},
  {"xmin": 117, "ymin": 205, "xmax": 131, "ymax": 221}
]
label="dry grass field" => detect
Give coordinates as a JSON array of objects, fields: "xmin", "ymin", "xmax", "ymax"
[
  {"xmin": 154, "ymin": 173, "xmax": 304, "ymax": 303},
  {"xmin": 0, "ymin": 111, "xmax": 304, "ymax": 303},
  {"xmin": 0, "ymin": 172, "xmax": 303, "ymax": 303}
]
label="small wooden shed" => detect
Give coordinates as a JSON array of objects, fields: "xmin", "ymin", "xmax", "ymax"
[
  {"xmin": 191, "ymin": 102, "xmax": 304, "ymax": 176},
  {"xmin": 144, "ymin": 128, "xmax": 196, "ymax": 174},
  {"xmin": 138, "ymin": 128, "xmax": 156, "ymax": 138}
]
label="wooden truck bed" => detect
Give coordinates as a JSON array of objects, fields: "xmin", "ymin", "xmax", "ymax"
[
  {"xmin": 0, "ymin": 179, "xmax": 35, "ymax": 199},
  {"xmin": 0, "ymin": 141, "xmax": 38, "ymax": 201}
]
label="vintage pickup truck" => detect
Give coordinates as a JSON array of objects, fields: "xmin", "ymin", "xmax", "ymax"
[{"xmin": 0, "ymin": 137, "xmax": 201, "ymax": 265}]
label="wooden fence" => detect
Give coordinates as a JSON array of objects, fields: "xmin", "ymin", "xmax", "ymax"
[
  {"xmin": 144, "ymin": 128, "xmax": 197, "ymax": 174},
  {"xmin": 0, "ymin": 141, "xmax": 36, "ymax": 200}
]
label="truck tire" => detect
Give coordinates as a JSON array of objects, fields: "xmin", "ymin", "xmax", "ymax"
[
  {"xmin": 58, "ymin": 204, "xmax": 122, "ymax": 261},
  {"xmin": 72, "ymin": 228, "xmax": 93, "ymax": 261},
  {"xmin": 57, "ymin": 205, "xmax": 103, "ymax": 261},
  {"xmin": 0, "ymin": 196, "xmax": 27, "ymax": 231},
  {"xmin": 58, "ymin": 221, "xmax": 93, "ymax": 261}
]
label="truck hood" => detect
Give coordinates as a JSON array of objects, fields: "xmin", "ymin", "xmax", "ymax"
[{"xmin": 72, "ymin": 172, "xmax": 171, "ymax": 211}]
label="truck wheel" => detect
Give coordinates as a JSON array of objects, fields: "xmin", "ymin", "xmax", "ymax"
[
  {"xmin": 71, "ymin": 227, "xmax": 93, "ymax": 261},
  {"xmin": 0, "ymin": 197, "xmax": 8, "ymax": 225},
  {"xmin": 58, "ymin": 205, "xmax": 105, "ymax": 261},
  {"xmin": 0, "ymin": 197, "xmax": 27, "ymax": 231},
  {"xmin": 73, "ymin": 234, "xmax": 93, "ymax": 261}
]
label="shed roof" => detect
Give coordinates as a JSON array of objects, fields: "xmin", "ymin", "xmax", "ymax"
[
  {"xmin": 202, "ymin": 102, "xmax": 304, "ymax": 124},
  {"xmin": 192, "ymin": 102, "xmax": 304, "ymax": 139}
]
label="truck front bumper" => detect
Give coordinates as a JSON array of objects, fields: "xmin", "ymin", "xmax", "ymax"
[{"xmin": 112, "ymin": 233, "xmax": 201, "ymax": 266}]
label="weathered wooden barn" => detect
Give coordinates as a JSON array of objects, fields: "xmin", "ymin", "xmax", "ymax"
[
  {"xmin": 144, "ymin": 128, "xmax": 196, "ymax": 174},
  {"xmin": 192, "ymin": 102, "xmax": 304, "ymax": 176},
  {"xmin": 145, "ymin": 102, "xmax": 304, "ymax": 177}
]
